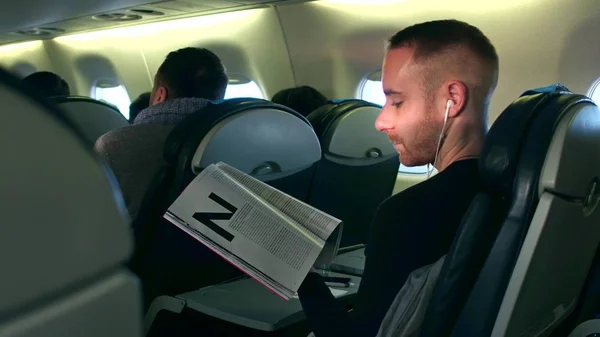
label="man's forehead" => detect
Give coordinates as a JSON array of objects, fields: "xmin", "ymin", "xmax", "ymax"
[
  {"xmin": 384, "ymin": 47, "xmax": 416, "ymax": 68},
  {"xmin": 385, "ymin": 46, "xmax": 414, "ymax": 61},
  {"xmin": 382, "ymin": 48, "xmax": 419, "ymax": 89}
]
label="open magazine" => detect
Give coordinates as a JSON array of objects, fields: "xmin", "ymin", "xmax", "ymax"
[{"xmin": 164, "ymin": 162, "xmax": 343, "ymax": 300}]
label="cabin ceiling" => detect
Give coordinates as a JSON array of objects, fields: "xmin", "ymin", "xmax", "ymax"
[{"xmin": 0, "ymin": 0, "xmax": 300, "ymax": 46}]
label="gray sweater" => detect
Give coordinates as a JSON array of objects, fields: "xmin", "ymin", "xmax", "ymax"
[{"xmin": 94, "ymin": 98, "xmax": 210, "ymax": 218}]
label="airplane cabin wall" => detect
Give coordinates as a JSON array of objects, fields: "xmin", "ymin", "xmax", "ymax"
[
  {"xmin": 0, "ymin": 41, "xmax": 56, "ymax": 78},
  {"xmin": 2, "ymin": 0, "xmax": 600, "ymax": 121},
  {"xmin": 2, "ymin": 8, "xmax": 296, "ymax": 102}
]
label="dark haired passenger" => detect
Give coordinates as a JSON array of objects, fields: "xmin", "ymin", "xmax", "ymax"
[
  {"xmin": 95, "ymin": 47, "xmax": 228, "ymax": 218},
  {"xmin": 22, "ymin": 71, "xmax": 70, "ymax": 97},
  {"xmin": 271, "ymin": 86, "xmax": 328, "ymax": 117},
  {"xmin": 129, "ymin": 92, "xmax": 151, "ymax": 123},
  {"xmin": 298, "ymin": 19, "xmax": 499, "ymax": 336}
]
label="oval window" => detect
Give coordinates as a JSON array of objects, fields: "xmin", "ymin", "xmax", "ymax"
[
  {"xmin": 358, "ymin": 70, "xmax": 385, "ymax": 106},
  {"xmin": 93, "ymin": 80, "xmax": 131, "ymax": 119},
  {"xmin": 224, "ymin": 73, "xmax": 264, "ymax": 99},
  {"xmin": 399, "ymin": 163, "xmax": 432, "ymax": 175},
  {"xmin": 589, "ymin": 78, "xmax": 600, "ymax": 105}
]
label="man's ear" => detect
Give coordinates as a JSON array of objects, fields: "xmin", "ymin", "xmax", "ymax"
[
  {"xmin": 151, "ymin": 87, "xmax": 167, "ymax": 105},
  {"xmin": 445, "ymin": 81, "xmax": 468, "ymax": 118}
]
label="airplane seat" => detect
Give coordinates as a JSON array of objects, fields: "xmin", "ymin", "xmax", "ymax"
[
  {"xmin": 50, "ymin": 96, "xmax": 130, "ymax": 145},
  {"xmin": 546, "ymin": 228, "xmax": 600, "ymax": 336},
  {"xmin": 556, "ymin": 246, "xmax": 600, "ymax": 336},
  {"xmin": 306, "ymin": 99, "xmax": 399, "ymax": 247},
  {"xmin": 163, "ymin": 98, "xmax": 321, "ymax": 202},
  {"xmin": 0, "ymin": 68, "xmax": 142, "ymax": 336},
  {"xmin": 130, "ymin": 97, "xmax": 322, "ymax": 308},
  {"xmin": 419, "ymin": 84, "xmax": 600, "ymax": 337}
]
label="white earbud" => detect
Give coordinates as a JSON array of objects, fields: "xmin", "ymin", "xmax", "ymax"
[
  {"xmin": 428, "ymin": 100, "xmax": 454, "ymax": 179},
  {"xmin": 443, "ymin": 100, "xmax": 453, "ymax": 125}
]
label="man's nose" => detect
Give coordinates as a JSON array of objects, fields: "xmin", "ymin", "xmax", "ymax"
[{"xmin": 375, "ymin": 106, "xmax": 394, "ymax": 133}]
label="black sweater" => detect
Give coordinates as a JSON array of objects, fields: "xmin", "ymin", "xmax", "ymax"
[{"xmin": 298, "ymin": 159, "xmax": 480, "ymax": 337}]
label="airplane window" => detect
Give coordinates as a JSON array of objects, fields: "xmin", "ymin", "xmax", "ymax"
[
  {"xmin": 359, "ymin": 70, "xmax": 385, "ymax": 106},
  {"xmin": 589, "ymin": 79, "xmax": 600, "ymax": 105},
  {"xmin": 224, "ymin": 81, "xmax": 264, "ymax": 99},
  {"xmin": 224, "ymin": 74, "xmax": 264, "ymax": 99},
  {"xmin": 360, "ymin": 79, "xmax": 386, "ymax": 106},
  {"xmin": 93, "ymin": 81, "xmax": 131, "ymax": 119},
  {"xmin": 399, "ymin": 163, "xmax": 432, "ymax": 175}
]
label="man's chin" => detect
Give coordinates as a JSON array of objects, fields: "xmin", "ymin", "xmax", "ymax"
[{"xmin": 399, "ymin": 157, "xmax": 429, "ymax": 167}]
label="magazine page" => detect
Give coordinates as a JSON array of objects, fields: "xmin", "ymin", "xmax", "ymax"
[
  {"xmin": 165, "ymin": 164, "xmax": 326, "ymax": 294},
  {"xmin": 217, "ymin": 162, "xmax": 341, "ymax": 241}
]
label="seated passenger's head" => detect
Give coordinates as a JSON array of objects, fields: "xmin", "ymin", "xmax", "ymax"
[
  {"xmin": 271, "ymin": 86, "xmax": 329, "ymax": 117},
  {"xmin": 22, "ymin": 71, "xmax": 70, "ymax": 97},
  {"xmin": 129, "ymin": 92, "xmax": 151, "ymax": 122},
  {"xmin": 375, "ymin": 19, "xmax": 498, "ymax": 171},
  {"xmin": 150, "ymin": 47, "xmax": 228, "ymax": 105}
]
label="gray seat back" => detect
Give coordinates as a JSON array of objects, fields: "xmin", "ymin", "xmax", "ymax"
[
  {"xmin": 0, "ymin": 69, "xmax": 142, "ymax": 337},
  {"xmin": 163, "ymin": 98, "xmax": 322, "ymax": 203},
  {"xmin": 193, "ymin": 107, "xmax": 321, "ymax": 182},
  {"xmin": 307, "ymin": 99, "xmax": 399, "ymax": 247},
  {"xmin": 490, "ymin": 100, "xmax": 600, "ymax": 336},
  {"xmin": 52, "ymin": 96, "xmax": 129, "ymax": 144}
]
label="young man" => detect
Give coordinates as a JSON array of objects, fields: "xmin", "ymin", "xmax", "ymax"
[
  {"xmin": 95, "ymin": 47, "xmax": 228, "ymax": 218},
  {"xmin": 135, "ymin": 46, "xmax": 228, "ymax": 124},
  {"xmin": 298, "ymin": 19, "xmax": 499, "ymax": 336}
]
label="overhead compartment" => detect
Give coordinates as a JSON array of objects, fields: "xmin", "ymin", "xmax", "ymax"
[{"xmin": 0, "ymin": 0, "xmax": 300, "ymax": 46}]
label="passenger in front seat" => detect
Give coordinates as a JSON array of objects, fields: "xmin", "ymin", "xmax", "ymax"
[
  {"xmin": 94, "ymin": 47, "xmax": 228, "ymax": 219},
  {"xmin": 298, "ymin": 19, "xmax": 499, "ymax": 337},
  {"xmin": 128, "ymin": 91, "xmax": 151, "ymax": 123},
  {"xmin": 271, "ymin": 85, "xmax": 329, "ymax": 117},
  {"xmin": 22, "ymin": 71, "xmax": 70, "ymax": 98}
]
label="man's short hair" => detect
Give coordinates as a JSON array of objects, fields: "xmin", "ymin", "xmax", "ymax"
[
  {"xmin": 271, "ymin": 86, "xmax": 329, "ymax": 117},
  {"xmin": 155, "ymin": 47, "xmax": 228, "ymax": 101},
  {"xmin": 22, "ymin": 71, "xmax": 70, "ymax": 97},
  {"xmin": 388, "ymin": 19, "xmax": 499, "ymax": 108},
  {"xmin": 129, "ymin": 92, "xmax": 151, "ymax": 122}
]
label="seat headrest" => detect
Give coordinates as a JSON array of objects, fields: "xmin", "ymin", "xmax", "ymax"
[
  {"xmin": 307, "ymin": 99, "xmax": 394, "ymax": 160},
  {"xmin": 51, "ymin": 96, "xmax": 129, "ymax": 144},
  {"xmin": 308, "ymin": 99, "xmax": 381, "ymax": 136},
  {"xmin": 0, "ymin": 68, "xmax": 132, "ymax": 317},
  {"xmin": 164, "ymin": 97, "xmax": 319, "ymax": 174},
  {"xmin": 165, "ymin": 98, "xmax": 309, "ymax": 161},
  {"xmin": 51, "ymin": 95, "xmax": 124, "ymax": 114},
  {"xmin": 329, "ymin": 98, "xmax": 381, "ymax": 106},
  {"xmin": 479, "ymin": 84, "xmax": 587, "ymax": 195}
]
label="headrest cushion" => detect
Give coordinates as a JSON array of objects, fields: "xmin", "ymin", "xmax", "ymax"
[
  {"xmin": 479, "ymin": 84, "xmax": 581, "ymax": 194},
  {"xmin": 164, "ymin": 98, "xmax": 310, "ymax": 164},
  {"xmin": 51, "ymin": 95, "xmax": 122, "ymax": 111},
  {"xmin": 307, "ymin": 99, "xmax": 381, "ymax": 138},
  {"xmin": 51, "ymin": 96, "xmax": 129, "ymax": 144}
]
